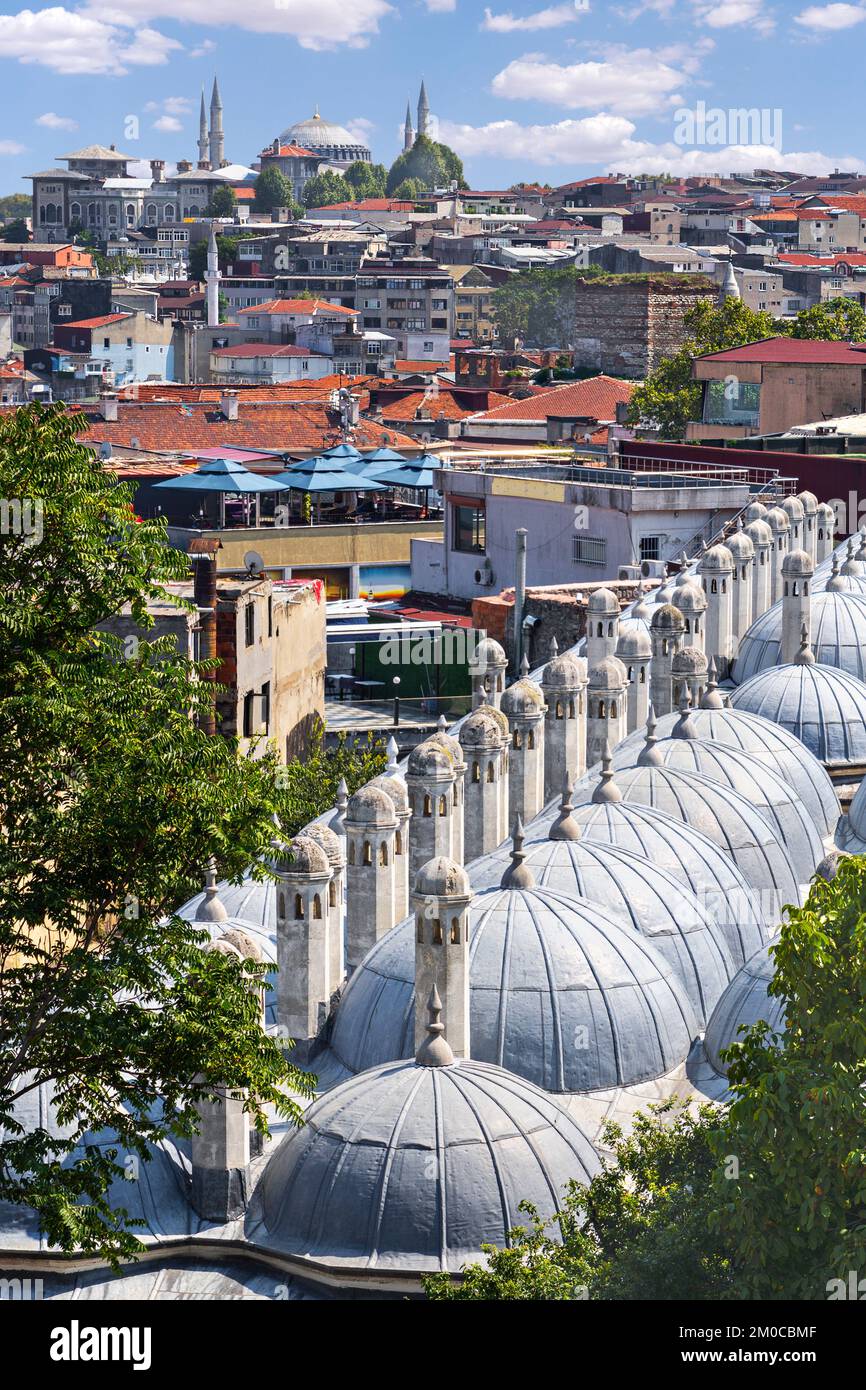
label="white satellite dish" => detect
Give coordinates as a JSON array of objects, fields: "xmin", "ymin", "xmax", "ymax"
[{"xmin": 244, "ymin": 550, "xmax": 265, "ymax": 576}]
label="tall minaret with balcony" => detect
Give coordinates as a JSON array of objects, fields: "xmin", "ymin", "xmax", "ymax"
[
  {"xmin": 404, "ymin": 99, "xmax": 415, "ymax": 152},
  {"xmin": 209, "ymin": 76, "xmax": 225, "ymax": 170},
  {"xmin": 417, "ymin": 80, "xmax": 430, "ymax": 138},
  {"xmin": 198, "ymin": 89, "xmax": 209, "ymax": 169}
]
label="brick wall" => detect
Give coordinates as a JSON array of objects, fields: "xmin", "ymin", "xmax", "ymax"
[{"xmin": 573, "ymin": 277, "xmax": 715, "ymax": 378}]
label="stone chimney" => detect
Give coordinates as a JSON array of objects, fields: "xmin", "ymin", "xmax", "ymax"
[
  {"xmin": 412, "ymin": 857, "xmax": 472, "ymax": 1059},
  {"xmin": 101, "ymin": 393, "xmax": 118, "ymax": 422},
  {"xmin": 221, "ymin": 389, "xmax": 239, "ymax": 422}
]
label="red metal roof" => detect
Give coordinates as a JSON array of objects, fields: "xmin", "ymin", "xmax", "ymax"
[
  {"xmin": 700, "ymin": 337, "xmax": 866, "ymax": 364},
  {"xmin": 466, "ymin": 374, "xmax": 635, "ymax": 423},
  {"xmin": 62, "ymin": 313, "xmax": 130, "ymax": 329}
]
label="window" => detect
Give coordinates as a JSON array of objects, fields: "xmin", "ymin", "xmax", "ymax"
[
  {"xmin": 243, "ymin": 691, "xmax": 254, "ymax": 738},
  {"xmin": 640, "ymin": 536, "xmax": 661, "ymax": 562},
  {"xmin": 267, "ymin": 595, "xmax": 273, "ymax": 637},
  {"xmin": 572, "ymin": 536, "xmax": 607, "ymax": 566},
  {"xmin": 245, "ymin": 603, "xmax": 255, "ymax": 647},
  {"xmin": 261, "ymin": 681, "xmax": 270, "ymax": 733},
  {"xmin": 453, "ymin": 503, "xmax": 485, "ymax": 553}
]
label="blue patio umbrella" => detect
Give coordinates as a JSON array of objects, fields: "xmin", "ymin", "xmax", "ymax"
[
  {"xmin": 365, "ymin": 452, "xmax": 448, "ymax": 491},
  {"xmin": 274, "ymin": 454, "xmax": 383, "ymax": 493},
  {"xmin": 321, "ymin": 442, "xmax": 363, "ymax": 461},
  {"xmin": 356, "ymin": 446, "xmax": 407, "ymax": 474},
  {"xmin": 152, "ymin": 455, "xmax": 292, "ymax": 526}
]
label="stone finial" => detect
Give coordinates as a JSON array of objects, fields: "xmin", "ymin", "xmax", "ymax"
[
  {"xmin": 857, "ymin": 526, "xmax": 866, "ymax": 561},
  {"xmin": 330, "ymin": 777, "xmax": 349, "ymax": 836},
  {"xmin": 550, "ymin": 775, "xmax": 581, "ymax": 842},
  {"xmin": 793, "ymin": 622, "xmax": 815, "ymax": 666},
  {"xmin": 196, "ymin": 858, "xmax": 228, "ymax": 924},
  {"xmin": 549, "ymin": 635, "xmax": 559, "ymax": 660},
  {"xmin": 592, "ymin": 742, "xmax": 623, "ymax": 804},
  {"xmin": 415, "ymin": 986, "xmax": 455, "ymax": 1068},
  {"xmin": 500, "ymin": 814, "xmax": 535, "ymax": 889},
  {"xmin": 386, "ymin": 736, "xmax": 400, "ymax": 776},
  {"xmin": 520, "ymin": 652, "xmax": 530, "ymax": 677},
  {"xmin": 701, "ymin": 656, "xmax": 725, "ymax": 709},
  {"xmin": 637, "ymin": 702, "xmax": 662, "ymax": 766},
  {"xmin": 672, "ymin": 691, "xmax": 698, "ymax": 740},
  {"xmin": 437, "ymin": 713, "xmax": 448, "ymax": 730}
]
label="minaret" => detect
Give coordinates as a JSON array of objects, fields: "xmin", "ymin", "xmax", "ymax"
[
  {"xmin": 344, "ymin": 785, "xmax": 398, "ymax": 976},
  {"xmin": 459, "ymin": 705, "xmax": 509, "ymax": 861},
  {"xmin": 782, "ymin": 495, "xmax": 805, "ymax": 552},
  {"xmin": 699, "ymin": 543, "xmax": 733, "ymax": 679},
  {"xmin": 206, "ymin": 222, "xmax": 220, "ymax": 328},
  {"xmin": 541, "ymin": 638, "xmax": 587, "ymax": 798},
  {"xmin": 671, "ymin": 646, "xmax": 708, "ymax": 711},
  {"xmin": 300, "ymin": 821, "xmax": 345, "ymax": 993},
  {"xmin": 369, "ymin": 766, "xmax": 412, "ymax": 919},
  {"xmin": 469, "ymin": 636, "xmax": 508, "ymax": 708},
  {"xmin": 417, "ymin": 79, "xmax": 430, "ymax": 139},
  {"xmin": 500, "ymin": 659, "xmax": 546, "ymax": 826},
  {"xmin": 798, "ymin": 491, "xmax": 818, "ymax": 564},
  {"xmin": 781, "ymin": 548, "xmax": 814, "ymax": 665},
  {"xmin": 672, "ymin": 580, "xmax": 707, "ymax": 654},
  {"xmin": 428, "ymin": 717, "xmax": 466, "ymax": 864},
  {"xmin": 403, "ymin": 98, "xmax": 415, "ymax": 152},
  {"xmin": 209, "ymin": 75, "xmax": 225, "ymax": 170},
  {"xmin": 718, "ymin": 260, "xmax": 740, "ymax": 303},
  {"xmin": 273, "ymin": 835, "xmax": 332, "ymax": 1042},
  {"xmin": 649, "ymin": 604, "xmax": 685, "ymax": 718},
  {"xmin": 413, "ymin": 860, "xmax": 471, "ymax": 1059},
  {"xmin": 198, "ymin": 88, "xmax": 210, "ymax": 169}
]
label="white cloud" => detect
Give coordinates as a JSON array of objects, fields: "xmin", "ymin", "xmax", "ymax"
[
  {"xmin": 152, "ymin": 115, "xmax": 183, "ymax": 132},
  {"xmin": 482, "ymin": 4, "xmax": 581, "ymax": 31},
  {"xmin": 99, "ymin": 0, "xmax": 396, "ymax": 47},
  {"xmin": 0, "ymin": 7, "xmax": 181, "ymax": 74},
  {"xmin": 345, "ymin": 116, "xmax": 376, "ymax": 144},
  {"xmin": 490, "ymin": 46, "xmax": 694, "ymax": 115},
  {"xmin": 145, "ymin": 96, "xmax": 192, "ymax": 116},
  {"xmin": 36, "ymin": 111, "xmax": 78, "ymax": 130},
  {"xmin": 425, "ymin": 0, "xmax": 457, "ymax": 10},
  {"xmin": 691, "ymin": 0, "xmax": 775, "ymax": 34},
  {"xmin": 795, "ymin": 3, "xmax": 866, "ymax": 29},
  {"xmin": 190, "ymin": 37, "xmax": 216, "ymax": 57},
  {"xmin": 0, "ymin": 140, "xmax": 27, "ymax": 155},
  {"xmin": 438, "ymin": 113, "xmax": 866, "ymax": 177}
]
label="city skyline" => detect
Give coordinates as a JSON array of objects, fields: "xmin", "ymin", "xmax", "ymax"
[{"xmin": 1, "ymin": 1, "xmax": 866, "ymax": 196}]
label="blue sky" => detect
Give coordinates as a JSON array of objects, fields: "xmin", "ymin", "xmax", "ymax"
[{"xmin": 1, "ymin": 1, "xmax": 866, "ymax": 196}]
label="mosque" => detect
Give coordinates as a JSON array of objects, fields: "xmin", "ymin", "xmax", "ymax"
[{"xmin": 6, "ymin": 491, "xmax": 866, "ymax": 1299}]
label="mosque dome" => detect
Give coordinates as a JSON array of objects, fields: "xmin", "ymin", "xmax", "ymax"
[
  {"xmin": 500, "ymin": 678, "xmax": 545, "ymax": 716},
  {"xmin": 177, "ymin": 870, "xmax": 276, "ymax": 963},
  {"xmin": 278, "ymin": 111, "xmax": 371, "ymax": 164},
  {"xmin": 616, "ymin": 624, "xmax": 652, "ymax": 660},
  {"xmin": 459, "ymin": 707, "xmax": 505, "ymax": 748},
  {"xmin": 468, "ymin": 837, "xmax": 736, "ymax": 1018},
  {"xmin": 732, "ymin": 590, "xmax": 866, "ymax": 684},
  {"xmin": 587, "ymin": 655, "xmax": 627, "ymax": 689},
  {"xmin": 613, "ymin": 705, "xmax": 839, "ymax": 839},
  {"xmin": 256, "ymin": 1051, "xmax": 600, "ymax": 1274},
  {"xmin": 301, "ymin": 821, "xmax": 345, "ymax": 868},
  {"xmin": 407, "ymin": 740, "xmax": 454, "ymax": 777},
  {"xmin": 700, "ymin": 543, "xmax": 733, "ymax": 572},
  {"xmin": 651, "ymin": 602, "xmax": 686, "ymax": 633},
  {"xmin": 278, "ymin": 835, "xmax": 330, "ymax": 876},
  {"xmin": 368, "ymin": 773, "xmax": 409, "ymax": 812},
  {"xmin": 414, "ymin": 856, "xmax": 471, "ymax": 897},
  {"xmin": 704, "ymin": 940, "xmax": 784, "ymax": 1075},
  {"xmin": 571, "ymin": 763, "xmax": 802, "ymax": 911},
  {"xmin": 841, "ymin": 775, "xmax": 866, "ymax": 846},
  {"xmin": 729, "ymin": 660, "xmax": 866, "ymax": 766},
  {"xmin": 744, "ymin": 501, "xmax": 768, "ymax": 523},
  {"xmin": 470, "ymin": 636, "xmax": 507, "ymax": 671},
  {"xmin": 726, "ymin": 525, "xmax": 755, "ymax": 562},
  {"xmin": 613, "ymin": 734, "xmax": 824, "ymax": 876},
  {"xmin": 346, "ymin": 785, "xmax": 397, "ymax": 827},
  {"xmin": 588, "ymin": 586, "xmax": 619, "ymax": 615},
  {"xmin": 330, "ymin": 886, "xmax": 698, "ymax": 1090}
]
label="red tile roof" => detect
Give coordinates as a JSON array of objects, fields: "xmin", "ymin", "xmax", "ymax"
[
  {"xmin": 114, "ymin": 377, "xmax": 381, "ymax": 403},
  {"xmin": 308, "ymin": 199, "xmax": 415, "ymax": 213},
  {"xmin": 394, "ymin": 359, "xmax": 450, "ymax": 374},
  {"xmin": 699, "ymin": 337, "xmax": 866, "ymax": 365},
  {"xmin": 62, "ymin": 313, "xmax": 130, "ymax": 329},
  {"xmin": 776, "ymin": 253, "xmax": 866, "ymax": 267},
  {"xmin": 261, "ymin": 143, "xmax": 318, "ymax": 159},
  {"xmin": 237, "ymin": 298, "xmax": 357, "ymax": 316},
  {"xmin": 466, "ymin": 374, "xmax": 635, "ymax": 424},
  {"xmin": 381, "ymin": 390, "xmax": 513, "ymax": 423},
  {"xmin": 210, "ymin": 342, "xmax": 328, "ymax": 358}
]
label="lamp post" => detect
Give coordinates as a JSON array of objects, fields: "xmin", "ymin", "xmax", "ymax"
[{"xmin": 392, "ymin": 675, "xmax": 401, "ymax": 727}]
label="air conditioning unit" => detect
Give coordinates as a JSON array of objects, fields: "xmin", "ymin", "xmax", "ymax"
[
  {"xmin": 640, "ymin": 559, "xmax": 667, "ymax": 579},
  {"xmin": 474, "ymin": 559, "xmax": 495, "ymax": 587},
  {"xmin": 618, "ymin": 564, "xmax": 640, "ymax": 581}
]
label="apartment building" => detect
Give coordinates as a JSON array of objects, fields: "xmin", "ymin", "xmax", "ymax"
[{"xmin": 354, "ymin": 255, "xmax": 453, "ymax": 363}]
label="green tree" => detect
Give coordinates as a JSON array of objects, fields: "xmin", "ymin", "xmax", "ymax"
[
  {"xmin": 278, "ymin": 721, "xmax": 385, "ymax": 838},
  {"xmin": 626, "ymin": 296, "xmax": 785, "ymax": 439},
  {"xmin": 253, "ymin": 166, "xmax": 301, "ymax": 217},
  {"xmin": 0, "ymin": 404, "xmax": 314, "ymax": 1266},
  {"xmin": 392, "ymin": 178, "xmax": 427, "ymax": 202},
  {"xmin": 490, "ymin": 265, "xmax": 603, "ymax": 347},
  {"xmin": 207, "ymin": 185, "xmax": 237, "ymax": 218},
  {"xmin": 343, "ymin": 162, "xmax": 387, "ymax": 199},
  {"xmin": 0, "ymin": 193, "xmax": 32, "ymax": 223},
  {"xmin": 385, "ymin": 135, "xmax": 466, "ymax": 197},
  {"xmin": 302, "ymin": 171, "xmax": 349, "ymax": 209},
  {"xmin": 1, "ymin": 218, "xmax": 30, "ymax": 243},
  {"xmin": 790, "ymin": 296, "xmax": 866, "ymax": 341}
]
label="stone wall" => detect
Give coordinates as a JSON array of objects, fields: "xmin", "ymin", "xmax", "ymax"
[
  {"xmin": 473, "ymin": 578, "xmax": 659, "ymax": 669},
  {"xmin": 572, "ymin": 276, "xmax": 715, "ymax": 378}
]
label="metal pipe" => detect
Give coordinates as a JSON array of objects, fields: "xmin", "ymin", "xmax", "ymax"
[{"xmin": 514, "ymin": 528, "xmax": 527, "ymax": 676}]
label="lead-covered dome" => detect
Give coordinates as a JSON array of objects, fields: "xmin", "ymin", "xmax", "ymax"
[
  {"xmin": 613, "ymin": 735, "xmax": 824, "ymax": 876},
  {"xmin": 733, "ymin": 590, "xmax": 866, "ymax": 684},
  {"xmin": 704, "ymin": 940, "xmax": 784, "ymax": 1075},
  {"xmin": 330, "ymin": 886, "xmax": 698, "ymax": 1091},
  {"xmin": 729, "ymin": 660, "xmax": 866, "ymax": 767},
  {"xmin": 613, "ymin": 705, "xmax": 839, "ymax": 838},
  {"xmin": 572, "ymin": 764, "xmax": 803, "ymax": 912},
  {"xmin": 278, "ymin": 111, "xmax": 371, "ymax": 164},
  {"xmin": 469, "ymin": 837, "xmax": 736, "ymax": 1016},
  {"xmin": 256, "ymin": 1055, "xmax": 599, "ymax": 1274}
]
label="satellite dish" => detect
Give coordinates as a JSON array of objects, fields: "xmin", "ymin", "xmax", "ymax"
[
  {"xmin": 99, "ymin": 441, "xmax": 113, "ymax": 460},
  {"xmin": 244, "ymin": 550, "xmax": 265, "ymax": 576}
]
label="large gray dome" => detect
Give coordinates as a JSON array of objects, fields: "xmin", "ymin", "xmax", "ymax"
[
  {"xmin": 469, "ymin": 838, "xmax": 737, "ymax": 1018},
  {"xmin": 330, "ymin": 887, "xmax": 698, "ymax": 1091},
  {"xmin": 729, "ymin": 661, "xmax": 866, "ymax": 767},
  {"xmin": 732, "ymin": 590, "xmax": 866, "ymax": 684},
  {"xmin": 613, "ymin": 736, "xmax": 825, "ymax": 875},
  {"xmin": 278, "ymin": 111, "xmax": 371, "ymax": 164},
  {"xmin": 704, "ymin": 940, "xmax": 784, "ymax": 1075},
  {"xmin": 613, "ymin": 705, "xmax": 839, "ymax": 838},
  {"xmin": 256, "ymin": 1057, "xmax": 600, "ymax": 1274},
  {"xmin": 572, "ymin": 765, "xmax": 803, "ymax": 914}
]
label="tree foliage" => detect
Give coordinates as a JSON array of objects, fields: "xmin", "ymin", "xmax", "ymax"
[
  {"xmin": 790, "ymin": 296, "xmax": 866, "ymax": 341},
  {"xmin": 253, "ymin": 166, "xmax": 302, "ymax": 217},
  {"xmin": 490, "ymin": 264, "xmax": 603, "ymax": 348},
  {"xmin": 0, "ymin": 193, "xmax": 32, "ymax": 223},
  {"xmin": 392, "ymin": 178, "xmax": 427, "ymax": 202},
  {"xmin": 385, "ymin": 135, "xmax": 466, "ymax": 197},
  {"xmin": 302, "ymin": 171, "xmax": 349, "ymax": 209},
  {"xmin": 426, "ymin": 858, "xmax": 866, "ymax": 1300},
  {"xmin": 1, "ymin": 218, "xmax": 30, "ymax": 243},
  {"xmin": 343, "ymin": 162, "xmax": 388, "ymax": 199},
  {"xmin": 207, "ymin": 185, "xmax": 237, "ymax": 218},
  {"xmin": 0, "ymin": 405, "xmax": 319, "ymax": 1265}
]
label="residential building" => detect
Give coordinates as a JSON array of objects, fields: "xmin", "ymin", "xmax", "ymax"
[
  {"xmin": 460, "ymin": 375, "xmax": 635, "ymax": 447},
  {"xmin": 209, "ymin": 342, "xmax": 332, "ymax": 385},
  {"xmin": 45, "ymin": 310, "xmax": 173, "ymax": 388},
  {"xmin": 354, "ymin": 255, "xmax": 453, "ymax": 363}
]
